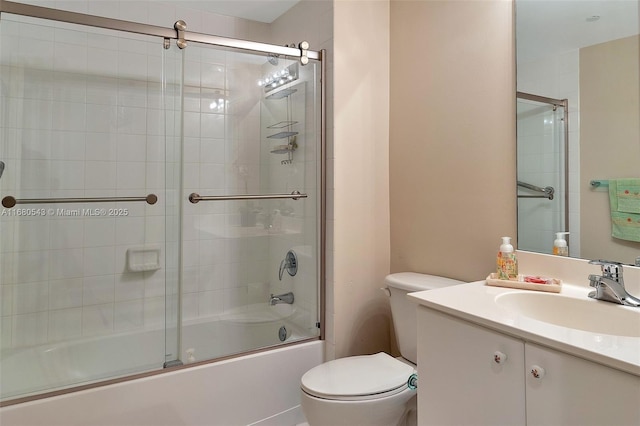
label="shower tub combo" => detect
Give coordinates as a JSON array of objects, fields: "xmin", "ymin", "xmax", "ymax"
[{"xmin": 0, "ymin": 1, "xmax": 326, "ymax": 423}]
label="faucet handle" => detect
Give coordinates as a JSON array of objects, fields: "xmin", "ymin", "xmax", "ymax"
[{"xmin": 589, "ymin": 259, "xmax": 624, "ymax": 282}]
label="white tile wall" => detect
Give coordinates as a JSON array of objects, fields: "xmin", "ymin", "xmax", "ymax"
[{"xmin": 0, "ymin": 3, "xmax": 181, "ymax": 351}]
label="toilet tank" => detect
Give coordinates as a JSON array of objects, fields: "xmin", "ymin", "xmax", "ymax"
[{"xmin": 385, "ymin": 272, "xmax": 463, "ymax": 364}]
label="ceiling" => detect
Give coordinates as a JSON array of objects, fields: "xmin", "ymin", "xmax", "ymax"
[
  {"xmin": 176, "ymin": 0, "xmax": 301, "ymax": 23},
  {"xmin": 172, "ymin": 1, "xmax": 638, "ymax": 57},
  {"xmin": 516, "ymin": 0, "xmax": 639, "ymax": 62}
]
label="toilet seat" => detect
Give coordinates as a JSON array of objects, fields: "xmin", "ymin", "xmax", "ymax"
[{"xmin": 301, "ymin": 352, "xmax": 415, "ymax": 401}]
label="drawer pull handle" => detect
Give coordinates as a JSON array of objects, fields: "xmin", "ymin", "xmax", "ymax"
[
  {"xmin": 493, "ymin": 351, "xmax": 507, "ymax": 364},
  {"xmin": 530, "ymin": 365, "xmax": 545, "ymax": 379}
]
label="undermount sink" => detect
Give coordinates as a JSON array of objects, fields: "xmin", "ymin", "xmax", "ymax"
[{"xmin": 496, "ymin": 291, "xmax": 640, "ymax": 337}]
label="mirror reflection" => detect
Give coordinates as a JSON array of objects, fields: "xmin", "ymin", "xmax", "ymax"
[{"xmin": 516, "ymin": 0, "xmax": 640, "ymax": 265}]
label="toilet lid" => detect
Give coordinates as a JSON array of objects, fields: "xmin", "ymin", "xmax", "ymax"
[{"xmin": 301, "ymin": 352, "xmax": 415, "ymax": 399}]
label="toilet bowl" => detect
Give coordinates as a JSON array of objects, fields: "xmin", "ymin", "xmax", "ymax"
[
  {"xmin": 301, "ymin": 352, "xmax": 416, "ymax": 426},
  {"xmin": 300, "ymin": 273, "xmax": 463, "ymax": 426}
]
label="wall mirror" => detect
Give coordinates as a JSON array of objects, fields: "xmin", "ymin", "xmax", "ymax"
[{"xmin": 516, "ymin": 0, "xmax": 640, "ymax": 266}]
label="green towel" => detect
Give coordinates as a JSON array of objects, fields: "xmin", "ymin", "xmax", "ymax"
[
  {"xmin": 609, "ymin": 179, "xmax": 640, "ymax": 242},
  {"xmin": 613, "ymin": 178, "xmax": 640, "ymax": 213}
]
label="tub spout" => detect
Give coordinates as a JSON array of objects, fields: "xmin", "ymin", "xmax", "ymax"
[{"xmin": 269, "ymin": 292, "xmax": 294, "ymax": 305}]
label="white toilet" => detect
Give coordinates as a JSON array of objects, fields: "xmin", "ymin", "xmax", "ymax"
[{"xmin": 300, "ymin": 273, "xmax": 463, "ymax": 426}]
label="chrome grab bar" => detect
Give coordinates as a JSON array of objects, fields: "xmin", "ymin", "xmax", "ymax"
[
  {"xmin": 517, "ymin": 181, "xmax": 554, "ymax": 200},
  {"xmin": 2, "ymin": 194, "xmax": 158, "ymax": 208},
  {"xmin": 189, "ymin": 191, "xmax": 306, "ymax": 203}
]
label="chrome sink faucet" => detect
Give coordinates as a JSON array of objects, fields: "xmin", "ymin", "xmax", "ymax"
[{"xmin": 588, "ymin": 260, "xmax": 640, "ymax": 307}]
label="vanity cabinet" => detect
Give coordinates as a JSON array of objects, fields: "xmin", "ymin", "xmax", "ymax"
[
  {"xmin": 417, "ymin": 307, "xmax": 526, "ymax": 425},
  {"xmin": 525, "ymin": 342, "xmax": 640, "ymax": 425},
  {"xmin": 417, "ymin": 306, "xmax": 640, "ymax": 426}
]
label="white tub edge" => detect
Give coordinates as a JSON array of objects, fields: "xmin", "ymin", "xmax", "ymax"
[{"xmin": 0, "ymin": 340, "xmax": 324, "ymax": 426}]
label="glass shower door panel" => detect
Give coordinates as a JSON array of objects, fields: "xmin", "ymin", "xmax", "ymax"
[
  {"xmin": 260, "ymin": 56, "xmax": 321, "ymax": 345},
  {"xmin": 517, "ymin": 98, "xmax": 566, "ymax": 254},
  {"xmin": 179, "ymin": 43, "xmax": 320, "ymax": 363},
  {"xmin": 0, "ymin": 15, "xmax": 172, "ymax": 400}
]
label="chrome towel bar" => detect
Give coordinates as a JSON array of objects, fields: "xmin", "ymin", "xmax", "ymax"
[
  {"xmin": 2, "ymin": 194, "xmax": 158, "ymax": 208},
  {"xmin": 590, "ymin": 179, "xmax": 609, "ymax": 188},
  {"xmin": 189, "ymin": 191, "xmax": 306, "ymax": 203}
]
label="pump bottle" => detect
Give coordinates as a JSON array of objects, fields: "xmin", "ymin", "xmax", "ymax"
[
  {"xmin": 497, "ymin": 236, "xmax": 518, "ymax": 280},
  {"xmin": 553, "ymin": 232, "xmax": 569, "ymax": 256}
]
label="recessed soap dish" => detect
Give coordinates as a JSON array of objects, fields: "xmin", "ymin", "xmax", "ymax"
[{"xmin": 127, "ymin": 245, "xmax": 161, "ymax": 272}]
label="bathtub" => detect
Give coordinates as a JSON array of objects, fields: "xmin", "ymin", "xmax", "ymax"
[
  {"xmin": 1, "ymin": 340, "xmax": 323, "ymax": 425},
  {"xmin": 1, "ymin": 303, "xmax": 309, "ymax": 402},
  {"xmin": 182, "ymin": 303, "xmax": 304, "ymax": 363}
]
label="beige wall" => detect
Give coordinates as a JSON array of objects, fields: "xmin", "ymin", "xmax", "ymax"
[
  {"xmin": 298, "ymin": 0, "xmax": 517, "ymax": 359},
  {"xmin": 331, "ymin": 0, "xmax": 392, "ymax": 359},
  {"xmin": 389, "ymin": 0, "xmax": 517, "ymax": 282},
  {"xmin": 329, "ymin": 0, "xmax": 517, "ymax": 358},
  {"xmin": 580, "ymin": 35, "xmax": 640, "ymax": 265}
]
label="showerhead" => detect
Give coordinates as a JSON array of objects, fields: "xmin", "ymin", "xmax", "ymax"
[{"xmin": 0, "ymin": 161, "xmax": 4, "ymax": 179}]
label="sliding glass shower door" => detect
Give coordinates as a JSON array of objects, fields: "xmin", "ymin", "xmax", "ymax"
[
  {"xmin": 178, "ymin": 42, "xmax": 320, "ymax": 363},
  {"xmin": 0, "ymin": 14, "xmax": 182, "ymax": 400},
  {"xmin": 0, "ymin": 3, "xmax": 322, "ymax": 404}
]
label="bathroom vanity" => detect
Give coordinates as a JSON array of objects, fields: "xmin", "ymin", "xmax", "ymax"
[{"xmin": 409, "ymin": 279, "xmax": 640, "ymax": 425}]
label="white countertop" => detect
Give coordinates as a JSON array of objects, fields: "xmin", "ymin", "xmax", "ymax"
[{"xmin": 408, "ymin": 280, "xmax": 640, "ymax": 376}]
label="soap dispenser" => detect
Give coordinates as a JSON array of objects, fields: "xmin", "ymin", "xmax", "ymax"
[
  {"xmin": 497, "ymin": 236, "xmax": 518, "ymax": 280},
  {"xmin": 553, "ymin": 232, "xmax": 569, "ymax": 256}
]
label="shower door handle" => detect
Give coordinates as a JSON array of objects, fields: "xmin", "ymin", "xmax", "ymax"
[
  {"xmin": 188, "ymin": 191, "xmax": 306, "ymax": 203},
  {"xmin": 1, "ymin": 194, "xmax": 158, "ymax": 208}
]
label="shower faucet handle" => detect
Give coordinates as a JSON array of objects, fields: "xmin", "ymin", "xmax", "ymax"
[{"xmin": 278, "ymin": 250, "xmax": 298, "ymax": 280}]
